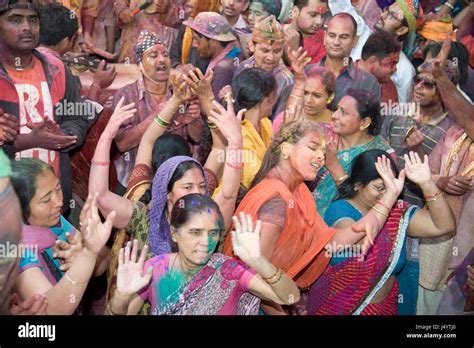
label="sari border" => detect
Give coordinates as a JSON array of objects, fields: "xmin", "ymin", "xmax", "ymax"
[{"xmin": 352, "ymin": 205, "xmax": 417, "ymax": 315}]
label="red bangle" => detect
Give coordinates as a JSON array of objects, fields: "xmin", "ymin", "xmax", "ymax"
[
  {"xmin": 225, "ymin": 162, "xmax": 244, "ymax": 170},
  {"xmin": 376, "ymin": 200, "xmax": 391, "ymax": 211},
  {"xmin": 424, "ymin": 190, "xmax": 442, "ymax": 200},
  {"xmin": 91, "ymin": 160, "xmax": 110, "ymax": 166}
]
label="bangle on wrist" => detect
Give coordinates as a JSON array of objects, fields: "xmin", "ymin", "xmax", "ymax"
[
  {"xmin": 443, "ymin": 1, "xmax": 454, "ymax": 10},
  {"xmin": 154, "ymin": 115, "xmax": 171, "ymax": 128},
  {"xmin": 225, "ymin": 161, "xmax": 244, "ymax": 170},
  {"xmin": 106, "ymin": 301, "xmax": 119, "ymax": 315},
  {"xmin": 290, "ymin": 94, "xmax": 304, "ymax": 100},
  {"xmin": 208, "ymin": 122, "xmax": 218, "ymax": 129},
  {"xmin": 376, "ymin": 199, "xmax": 391, "ymax": 212},
  {"xmin": 263, "ymin": 267, "xmax": 284, "ymax": 285},
  {"xmin": 64, "ymin": 271, "xmax": 88, "ymax": 287},
  {"xmin": 335, "ymin": 174, "xmax": 349, "ymax": 185},
  {"xmin": 91, "ymin": 160, "xmax": 110, "ymax": 166},
  {"xmin": 425, "ymin": 190, "xmax": 443, "ymax": 202},
  {"xmin": 372, "ymin": 205, "xmax": 389, "ymax": 218}
]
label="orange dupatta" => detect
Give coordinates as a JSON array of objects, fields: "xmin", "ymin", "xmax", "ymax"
[{"xmin": 222, "ymin": 178, "xmax": 335, "ymax": 288}]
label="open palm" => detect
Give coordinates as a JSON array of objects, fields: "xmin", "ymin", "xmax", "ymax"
[
  {"xmin": 231, "ymin": 213, "xmax": 262, "ymax": 263},
  {"xmin": 375, "ymin": 155, "xmax": 405, "ymax": 197},
  {"xmin": 404, "ymin": 152, "xmax": 431, "ymax": 185},
  {"xmin": 116, "ymin": 240, "xmax": 153, "ymax": 296}
]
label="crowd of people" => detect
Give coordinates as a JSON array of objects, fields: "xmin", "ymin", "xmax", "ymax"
[{"xmin": 0, "ymin": 0, "xmax": 473, "ymax": 316}]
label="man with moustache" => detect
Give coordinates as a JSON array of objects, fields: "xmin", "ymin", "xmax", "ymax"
[
  {"xmin": 234, "ymin": 15, "xmax": 294, "ymax": 119},
  {"xmin": 112, "ymin": 31, "xmax": 205, "ymax": 193},
  {"xmin": 328, "ymin": 0, "xmax": 421, "ymax": 103},
  {"xmin": 308, "ymin": 13, "xmax": 381, "ymax": 109},
  {"xmin": 0, "ymin": 0, "xmax": 93, "ymax": 214}
]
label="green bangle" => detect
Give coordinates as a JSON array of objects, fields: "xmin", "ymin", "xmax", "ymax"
[
  {"xmin": 154, "ymin": 115, "xmax": 171, "ymax": 128},
  {"xmin": 208, "ymin": 122, "xmax": 218, "ymax": 129}
]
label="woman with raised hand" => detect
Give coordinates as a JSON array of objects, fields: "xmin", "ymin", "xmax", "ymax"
[
  {"xmin": 307, "ymin": 150, "xmax": 455, "ymax": 315},
  {"xmin": 311, "ymin": 88, "xmax": 396, "ymax": 217},
  {"xmin": 222, "ymin": 120, "xmax": 402, "ymax": 315},
  {"xmin": 273, "ymin": 47, "xmax": 335, "ymax": 134},
  {"xmin": 107, "ymin": 194, "xmax": 299, "ymax": 315},
  {"xmin": 10, "ymin": 157, "xmax": 115, "ymax": 315}
]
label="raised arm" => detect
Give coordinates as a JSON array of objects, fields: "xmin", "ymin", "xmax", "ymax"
[
  {"xmin": 206, "ymin": 94, "xmax": 246, "ymax": 231},
  {"xmin": 404, "ymin": 152, "xmax": 456, "ymax": 238},
  {"xmin": 89, "ymin": 97, "xmax": 136, "ymax": 229},
  {"xmin": 283, "ymin": 47, "xmax": 309, "ymax": 125}
]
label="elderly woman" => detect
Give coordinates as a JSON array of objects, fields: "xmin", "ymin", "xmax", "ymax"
[
  {"xmin": 9, "ymin": 158, "xmax": 114, "ymax": 315},
  {"xmin": 312, "ymin": 88, "xmax": 396, "ymax": 216},
  {"xmin": 222, "ymin": 120, "xmax": 405, "ymax": 315},
  {"xmin": 307, "ymin": 150, "xmax": 456, "ymax": 315},
  {"xmin": 107, "ymin": 194, "xmax": 300, "ymax": 315},
  {"xmin": 273, "ymin": 47, "xmax": 336, "ymax": 133}
]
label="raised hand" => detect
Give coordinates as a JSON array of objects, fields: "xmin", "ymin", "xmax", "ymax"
[
  {"xmin": 53, "ymin": 231, "xmax": 83, "ymax": 272},
  {"xmin": 287, "ymin": 47, "xmax": 310, "ymax": 81},
  {"xmin": 92, "ymin": 60, "xmax": 117, "ymax": 90},
  {"xmin": 324, "ymin": 134, "xmax": 339, "ymax": 170},
  {"xmin": 375, "ymin": 154, "xmax": 405, "ymax": 197},
  {"xmin": 102, "ymin": 96, "xmax": 136, "ymax": 140},
  {"xmin": 170, "ymin": 70, "xmax": 194, "ymax": 102},
  {"xmin": 116, "ymin": 240, "xmax": 153, "ymax": 296},
  {"xmin": 80, "ymin": 193, "xmax": 116, "ymax": 255},
  {"xmin": 0, "ymin": 109, "xmax": 18, "ymax": 142},
  {"xmin": 208, "ymin": 91, "xmax": 245, "ymax": 147},
  {"xmin": 431, "ymin": 31, "xmax": 453, "ymax": 79},
  {"xmin": 231, "ymin": 212, "xmax": 262, "ymax": 264},
  {"xmin": 9, "ymin": 293, "xmax": 48, "ymax": 315},
  {"xmin": 183, "ymin": 68, "xmax": 214, "ymax": 99},
  {"xmin": 403, "ymin": 151, "xmax": 431, "ymax": 187},
  {"xmin": 284, "ymin": 102, "xmax": 303, "ymax": 125}
]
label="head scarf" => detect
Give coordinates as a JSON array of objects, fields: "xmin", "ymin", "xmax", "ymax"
[
  {"xmin": 395, "ymin": 0, "xmax": 423, "ymax": 33},
  {"xmin": 149, "ymin": 156, "xmax": 209, "ymax": 256},
  {"xmin": 134, "ymin": 30, "xmax": 162, "ymax": 64}
]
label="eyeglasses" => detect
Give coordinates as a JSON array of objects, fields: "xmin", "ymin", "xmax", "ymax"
[
  {"xmin": 413, "ymin": 76, "xmax": 436, "ymax": 90},
  {"xmin": 382, "ymin": 7, "xmax": 403, "ymax": 23}
]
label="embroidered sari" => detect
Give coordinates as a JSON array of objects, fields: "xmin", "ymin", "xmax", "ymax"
[
  {"xmin": 222, "ymin": 178, "xmax": 336, "ymax": 288},
  {"xmin": 19, "ymin": 216, "xmax": 76, "ymax": 285},
  {"xmin": 307, "ymin": 201, "xmax": 418, "ymax": 315},
  {"xmin": 312, "ymin": 135, "xmax": 396, "ymax": 216},
  {"xmin": 139, "ymin": 253, "xmax": 260, "ymax": 315}
]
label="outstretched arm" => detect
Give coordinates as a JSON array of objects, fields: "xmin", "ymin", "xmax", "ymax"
[{"xmin": 89, "ymin": 97, "xmax": 136, "ymax": 229}]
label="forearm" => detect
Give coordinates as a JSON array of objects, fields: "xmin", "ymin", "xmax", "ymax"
[
  {"xmin": 105, "ymin": 26, "xmax": 116, "ymax": 54},
  {"xmin": 92, "ymin": 246, "xmax": 111, "ymax": 277},
  {"xmin": 82, "ymin": 15, "xmax": 96, "ymax": 39},
  {"xmin": 87, "ymin": 85, "xmax": 102, "ymax": 103},
  {"xmin": 326, "ymin": 162, "xmax": 347, "ymax": 184},
  {"xmin": 248, "ymin": 257, "xmax": 300, "ymax": 305},
  {"xmin": 12, "ymin": 134, "xmax": 36, "ymax": 152},
  {"xmin": 284, "ymin": 78, "xmax": 305, "ymax": 120},
  {"xmin": 435, "ymin": 73, "xmax": 474, "ymax": 138},
  {"xmin": 44, "ymin": 250, "xmax": 97, "ymax": 314},
  {"xmin": 421, "ymin": 180, "xmax": 456, "ymax": 236},
  {"xmin": 135, "ymin": 97, "xmax": 181, "ymax": 167},
  {"xmin": 198, "ymin": 92, "xmax": 215, "ymax": 118},
  {"xmin": 107, "ymin": 290, "xmax": 134, "ymax": 315},
  {"xmin": 213, "ymin": 142, "xmax": 243, "ymax": 230}
]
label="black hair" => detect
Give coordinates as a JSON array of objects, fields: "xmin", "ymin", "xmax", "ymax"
[
  {"xmin": 151, "ymin": 134, "xmax": 192, "ymax": 175},
  {"xmin": 422, "ymin": 41, "xmax": 469, "ymax": 85},
  {"xmin": 338, "ymin": 149, "xmax": 399, "ymax": 199},
  {"xmin": 170, "ymin": 193, "xmax": 224, "ymax": 232},
  {"xmin": 196, "ymin": 31, "xmax": 229, "ymax": 48},
  {"xmin": 362, "ymin": 30, "xmax": 401, "ymax": 61},
  {"xmin": 39, "ymin": 3, "xmax": 78, "ymax": 46},
  {"xmin": 327, "ymin": 12, "xmax": 357, "ymax": 37},
  {"xmin": 10, "ymin": 158, "xmax": 55, "ymax": 221},
  {"xmin": 252, "ymin": 0, "xmax": 281, "ymax": 17},
  {"xmin": 138, "ymin": 135, "xmax": 192, "ymax": 205},
  {"xmin": 231, "ymin": 67, "xmax": 277, "ymax": 113},
  {"xmin": 167, "ymin": 160, "xmax": 205, "ymax": 193},
  {"xmin": 343, "ymin": 88, "xmax": 381, "ymax": 136}
]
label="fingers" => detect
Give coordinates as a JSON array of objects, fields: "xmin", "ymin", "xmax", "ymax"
[
  {"xmin": 232, "ymin": 215, "xmax": 242, "ymax": 234},
  {"xmin": 118, "ymin": 247, "xmax": 124, "ymax": 268},
  {"xmin": 138, "ymin": 244, "xmax": 149, "ymax": 266},
  {"xmin": 239, "ymin": 212, "xmax": 248, "ymax": 232},
  {"xmin": 130, "ymin": 239, "xmax": 139, "ymax": 264},
  {"xmin": 115, "ymin": 96, "xmax": 125, "ymax": 110},
  {"xmin": 80, "ymin": 194, "xmax": 92, "ymax": 226},
  {"xmin": 245, "ymin": 214, "xmax": 254, "ymax": 234},
  {"xmin": 254, "ymin": 219, "xmax": 262, "ymax": 237},
  {"xmin": 143, "ymin": 266, "xmax": 153, "ymax": 283},
  {"xmin": 225, "ymin": 91, "xmax": 235, "ymax": 116},
  {"xmin": 206, "ymin": 69, "xmax": 214, "ymax": 83},
  {"xmin": 124, "ymin": 241, "xmax": 131, "ymax": 264}
]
